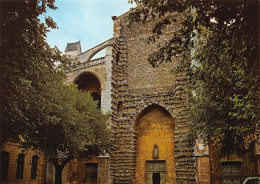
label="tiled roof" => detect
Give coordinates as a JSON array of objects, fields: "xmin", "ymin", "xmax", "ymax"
[{"xmin": 65, "ymin": 41, "xmax": 81, "ymax": 52}]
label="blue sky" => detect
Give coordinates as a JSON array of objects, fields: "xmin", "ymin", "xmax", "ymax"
[{"xmin": 45, "ymin": 0, "xmax": 135, "ymax": 53}]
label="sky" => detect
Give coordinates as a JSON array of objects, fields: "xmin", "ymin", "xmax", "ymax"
[{"xmin": 45, "ymin": 0, "xmax": 135, "ymax": 54}]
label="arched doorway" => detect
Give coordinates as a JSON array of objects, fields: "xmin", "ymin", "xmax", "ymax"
[
  {"xmin": 75, "ymin": 73, "xmax": 101, "ymax": 109},
  {"xmin": 134, "ymin": 105, "xmax": 176, "ymax": 184}
]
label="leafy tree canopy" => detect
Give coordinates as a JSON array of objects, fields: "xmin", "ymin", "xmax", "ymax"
[
  {"xmin": 0, "ymin": 1, "xmax": 111, "ymax": 183},
  {"xmin": 128, "ymin": 0, "xmax": 259, "ymax": 156}
]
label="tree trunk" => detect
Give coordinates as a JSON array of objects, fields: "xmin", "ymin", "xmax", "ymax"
[{"xmin": 54, "ymin": 164, "xmax": 64, "ymax": 184}]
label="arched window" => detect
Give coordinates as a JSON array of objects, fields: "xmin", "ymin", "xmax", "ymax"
[
  {"xmin": 16, "ymin": 153, "xmax": 25, "ymax": 179},
  {"xmin": 31, "ymin": 155, "xmax": 39, "ymax": 179},
  {"xmin": 1, "ymin": 151, "xmax": 9, "ymax": 179}
]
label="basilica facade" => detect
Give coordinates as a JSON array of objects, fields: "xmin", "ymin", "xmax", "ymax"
[{"xmin": 1, "ymin": 9, "xmax": 259, "ymax": 184}]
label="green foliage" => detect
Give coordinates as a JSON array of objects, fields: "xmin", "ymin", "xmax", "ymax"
[
  {"xmin": 0, "ymin": 0, "xmax": 65, "ymax": 146},
  {"xmin": 0, "ymin": 0, "xmax": 111, "ymax": 177},
  {"xmin": 128, "ymin": 0, "xmax": 259, "ymax": 156},
  {"xmin": 21, "ymin": 82, "xmax": 111, "ymax": 164}
]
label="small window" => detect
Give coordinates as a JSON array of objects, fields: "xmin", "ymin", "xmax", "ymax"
[
  {"xmin": 117, "ymin": 101, "xmax": 123, "ymax": 113},
  {"xmin": 16, "ymin": 153, "xmax": 25, "ymax": 179},
  {"xmin": 116, "ymin": 52, "xmax": 120, "ymax": 65},
  {"xmin": 1, "ymin": 151, "xmax": 9, "ymax": 179},
  {"xmin": 31, "ymin": 155, "xmax": 39, "ymax": 179}
]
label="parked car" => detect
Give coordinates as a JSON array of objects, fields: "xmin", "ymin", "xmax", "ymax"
[{"xmin": 242, "ymin": 176, "xmax": 260, "ymax": 184}]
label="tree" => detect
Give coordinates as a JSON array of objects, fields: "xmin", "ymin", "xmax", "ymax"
[
  {"xmin": 0, "ymin": 0, "xmax": 63, "ymax": 146},
  {"xmin": 22, "ymin": 83, "xmax": 111, "ymax": 184},
  {"xmin": 0, "ymin": 1, "xmax": 111, "ymax": 184},
  {"xmin": 128, "ymin": 0, "xmax": 259, "ymax": 156}
]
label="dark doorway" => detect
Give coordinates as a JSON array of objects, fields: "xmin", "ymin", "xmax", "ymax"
[
  {"xmin": 153, "ymin": 173, "xmax": 160, "ymax": 184},
  {"xmin": 85, "ymin": 163, "xmax": 98, "ymax": 184},
  {"xmin": 146, "ymin": 161, "xmax": 166, "ymax": 184}
]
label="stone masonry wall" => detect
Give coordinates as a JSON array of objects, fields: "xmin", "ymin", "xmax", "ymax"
[
  {"xmin": 110, "ymin": 14, "xmax": 196, "ymax": 184},
  {"xmin": 66, "ymin": 44, "xmax": 114, "ymax": 114},
  {"xmin": 65, "ymin": 42, "xmax": 114, "ymax": 184},
  {"xmin": 1, "ymin": 141, "xmax": 46, "ymax": 184}
]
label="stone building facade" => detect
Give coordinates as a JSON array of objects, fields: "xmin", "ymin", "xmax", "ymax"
[
  {"xmin": 1, "ymin": 141, "xmax": 47, "ymax": 184},
  {"xmin": 63, "ymin": 11, "xmax": 259, "ymax": 184},
  {"xmin": 108, "ymin": 14, "xmax": 195, "ymax": 184},
  {"xmin": 1, "ymin": 9, "xmax": 259, "ymax": 184}
]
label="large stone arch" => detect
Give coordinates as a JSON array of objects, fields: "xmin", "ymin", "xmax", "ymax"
[
  {"xmin": 73, "ymin": 71, "xmax": 105, "ymax": 90},
  {"xmin": 87, "ymin": 46, "xmax": 107, "ymax": 62},
  {"xmin": 77, "ymin": 38, "xmax": 115, "ymax": 63},
  {"xmin": 134, "ymin": 104, "xmax": 176, "ymax": 184},
  {"xmin": 134, "ymin": 102, "xmax": 176, "ymax": 123},
  {"xmin": 74, "ymin": 72, "xmax": 102, "ymax": 109},
  {"xmin": 74, "ymin": 71, "xmax": 103, "ymax": 90}
]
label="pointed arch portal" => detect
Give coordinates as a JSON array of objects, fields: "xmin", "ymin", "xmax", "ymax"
[{"xmin": 134, "ymin": 105, "xmax": 176, "ymax": 184}]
